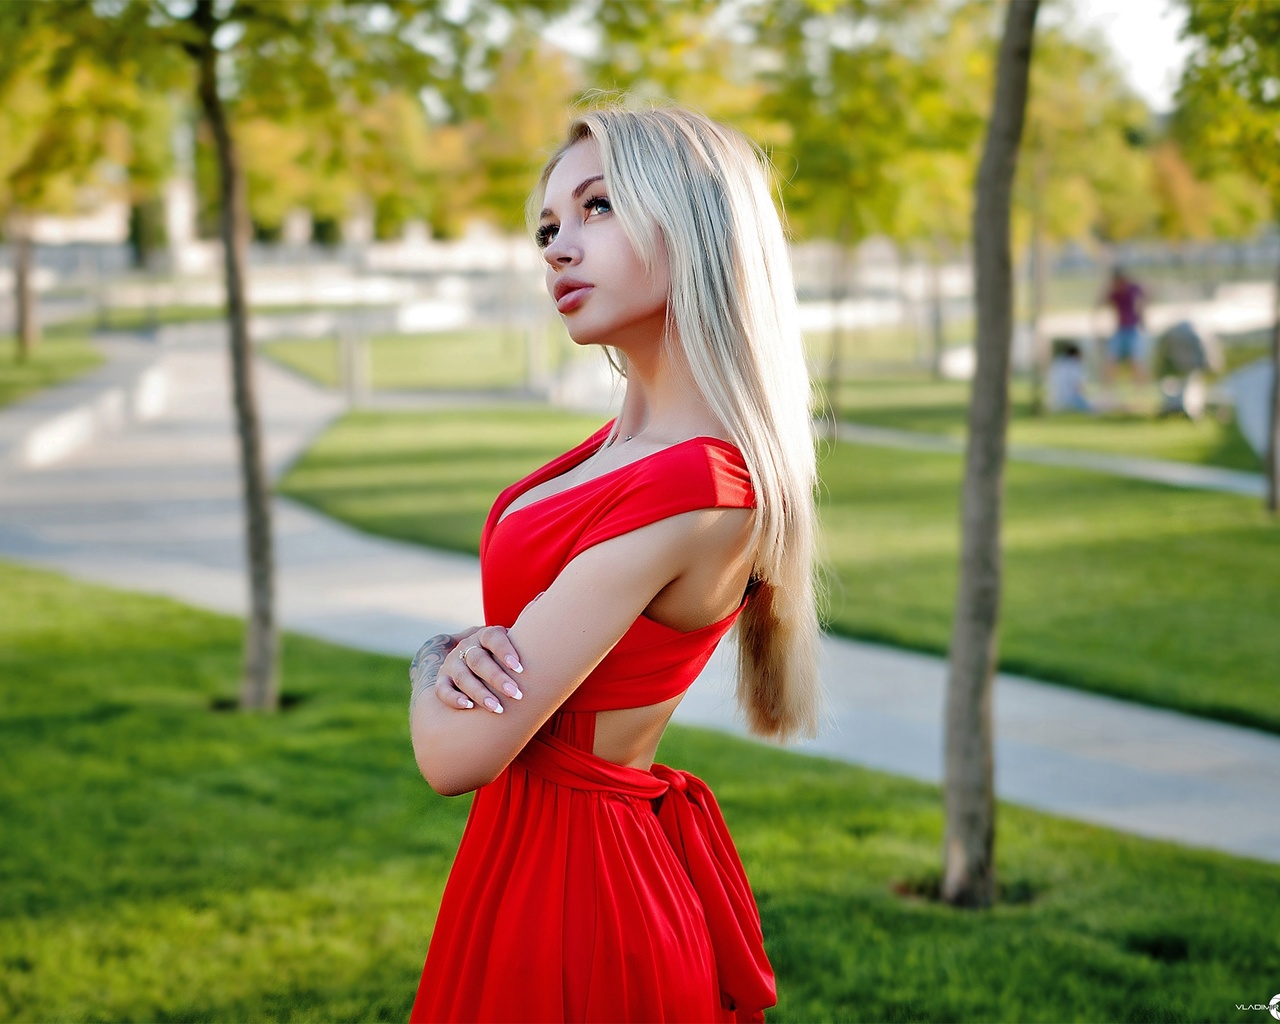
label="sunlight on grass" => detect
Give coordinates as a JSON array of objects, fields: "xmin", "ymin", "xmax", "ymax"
[
  {"xmin": 836, "ymin": 375, "xmax": 1261, "ymax": 471},
  {"xmin": 3, "ymin": 560, "xmax": 1277, "ymax": 1022},
  {"xmin": 263, "ymin": 330, "xmax": 556, "ymax": 391},
  {"xmin": 819, "ymin": 442, "xmax": 1280, "ymax": 731}
]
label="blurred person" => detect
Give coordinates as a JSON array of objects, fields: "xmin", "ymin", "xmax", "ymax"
[
  {"xmin": 405, "ymin": 105, "xmax": 821, "ymax": 1022},
  {"xmin": 1046, "ymin": 339, "xmax": 1092, "ymax": 413},
  {"xmin": 1096, "ymin": 266, "xmax": 1149, "ymax": 386},
  {"xmin": 1152, "ymin": 320, "xmax": 1221, "ymax": 420}
]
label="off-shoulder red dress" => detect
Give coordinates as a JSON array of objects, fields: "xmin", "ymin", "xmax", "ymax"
[{"xmin": 409, "ymin": 422, "xmax": 776, "ymax": 1023}]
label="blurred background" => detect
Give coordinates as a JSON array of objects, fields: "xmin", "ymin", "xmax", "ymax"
[{"xmin": 3, "ymin": 0, "xmax": 1274, "ymax": 434}]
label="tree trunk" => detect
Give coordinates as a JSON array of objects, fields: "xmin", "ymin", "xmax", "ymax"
[
  {"xmin": 942, "ymin": 0, "xmax": 1039, "ymax": 909},
  {"xmin": 826, "ymin": 226, "xmax": 852, "ymax": 438},
  {"xmin": 193, "ymin": 0, "xmax": 278, "ymax": 710},
  {"xmin": 1268, "ymin": 244, "xmax": 1279, "ymax": 515},
  {"xmin": 1028, "ymin": 146, "xmax": 1048, "ymax": 416},
  {"xmin": 13, "ymin": 216, "xmax": 39, "ymax": 362},
  {"xmin": 929, "ymin": 242, "xmax": 945, "ymax": 380}
]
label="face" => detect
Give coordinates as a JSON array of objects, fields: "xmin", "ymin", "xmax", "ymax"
[{"xmin": 536, "ymin": 139, "xmax": 670, "ymax": 350}]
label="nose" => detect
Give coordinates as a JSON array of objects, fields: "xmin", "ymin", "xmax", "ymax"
[{"xmin": 542, "ymin": 227, "xmax": 580, "ymax": 269}]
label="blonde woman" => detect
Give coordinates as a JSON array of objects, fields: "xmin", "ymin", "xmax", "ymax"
[{"xmin": 407, "ymin": 104, "xmax": 820, "ymax": 1023}]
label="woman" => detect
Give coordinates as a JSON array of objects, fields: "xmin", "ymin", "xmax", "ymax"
[{"xmin": 407, "ymin": 104, "xmax": 821, "ymax": 1023}]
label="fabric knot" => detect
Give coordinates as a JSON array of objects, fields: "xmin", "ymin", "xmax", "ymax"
[{"xmin": 650, "ymin": 764, "xmax": 775, "ymax": 1019}]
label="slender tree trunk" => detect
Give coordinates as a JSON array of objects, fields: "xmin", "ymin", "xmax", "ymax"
[
  {"xmin": 827, "ymin": 224, "xmax": 852, "ymax": 438},
  {"xmin": 929, "ymin": 241, "xmax": 945, "ymax": 380},
  {"xmin": 1267, "ymin": 245, "xmax": 1279, "ymax": 514},
  {"xmin": 943, "ymin": 0, "xmax": 1039, "ymax": 909},
  {"xmin": 193, "ymin": 0, "xmax": 278, "ymax": 710},
  {"xmin": 13, "ymin": 215, "xmax": 39, "ymax": 362},
  {"xmin": 1028, "ymin": 146, "xmax": 1047, "ymax": 416}
]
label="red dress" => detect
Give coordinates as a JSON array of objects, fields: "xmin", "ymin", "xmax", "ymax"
[{"xmin": 410, "ymin": 422, "xmax": 776, "ymax": 1023}]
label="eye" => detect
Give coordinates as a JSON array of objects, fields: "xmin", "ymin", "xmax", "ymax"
[
  {"xmin": 584, "ymin": 196, "xmax": 611, "ymax": 217},
  {"xmin": 534, "ymin": 223, "xmax": 558, "ymax": 249}
]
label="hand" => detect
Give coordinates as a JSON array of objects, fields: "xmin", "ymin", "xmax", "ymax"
[{"xmin": 431, "ymin": 625, "xmax": 524, "ymax": 715}]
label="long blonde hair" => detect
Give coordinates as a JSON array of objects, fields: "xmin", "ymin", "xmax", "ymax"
[{"xmin": 530, "ymin": 104, "xmax": 822, "ymax": 740}]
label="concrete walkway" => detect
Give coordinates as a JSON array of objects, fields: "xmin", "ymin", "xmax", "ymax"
[
  {"xmin": 2, "ymin": 334, "xmax": 1278, "ymax": 866},
  {"xmin": 837, "ymin": 422, "xmax": 1267, "ymax": 498}
]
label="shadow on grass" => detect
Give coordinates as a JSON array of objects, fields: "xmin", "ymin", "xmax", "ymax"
[{"xmin": 5, "ymin": 564, "xmax": 1279, "ymax": 1022}]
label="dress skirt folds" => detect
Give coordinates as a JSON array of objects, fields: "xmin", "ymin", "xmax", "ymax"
[{"xmin": 410, "ymin": 424, "xmax": 775, "ymax": 1022}]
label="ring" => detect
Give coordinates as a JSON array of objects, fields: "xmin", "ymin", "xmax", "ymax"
[{"xmin": 460, "ymin": 644, "xmax": 481, "ymax": 666}]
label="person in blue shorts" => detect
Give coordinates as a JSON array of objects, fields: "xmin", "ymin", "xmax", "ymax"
[{"xmin": 1097, "ymin": 267, "xmax": 1149, "ymax": 385}]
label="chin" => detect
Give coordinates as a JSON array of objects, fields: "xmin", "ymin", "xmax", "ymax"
[{"xmin": 560, "ymin": 316, "xmax": 609, "ymax": 348}]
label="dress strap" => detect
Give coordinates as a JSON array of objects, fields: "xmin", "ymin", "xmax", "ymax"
[{"xmin": 566, "ymin": 438, "xmax": 755, "ymax": 563}]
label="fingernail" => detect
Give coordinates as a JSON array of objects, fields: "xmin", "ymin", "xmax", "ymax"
[
  {"xmin": 485, "ymin": 697, "xmax": 503, "ymax": 714},
  {"xmin": 502, "ymin": 682, "xmax": 523, "ymax": 700},
  {"xmin": 505, "ymin": 655, "xmax": 523, "ymax": 673},
  {"xmin": 459, "ymin": 697, "xmax": 474, "ymax": 709}
]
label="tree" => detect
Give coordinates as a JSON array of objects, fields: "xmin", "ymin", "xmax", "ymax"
[
  {"xmin": 37, "ymin": 0, "xmax": 526, "ymax": 709},
  {"xmin": 0, "ymin": 15, "xmax": 157, "ymax": 359},
  {"xmin": 754, "ymin": 0, "xmax": 920, "ymax": 427},
  {"xmin": 1017, "ymin": 27, "xmax": 1152, "ymax": 411},
  {"xmin": 890, "ymin": 1, "xmax": 994, "ymax": 378},
  {"xmin": 943, "ymin": 0, "xmax": 1038, "ymax": 908},
  {"xmin": 1179, "ymin": 0, "xmax": 1280, "ymax": 513}
]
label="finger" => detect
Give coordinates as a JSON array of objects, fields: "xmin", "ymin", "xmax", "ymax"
[
  {"xmin": 435, "ymin": 672, "xmax": 475, "ymax": 710},
  {"xmin": 466, "ymin": 643, "xmax": 523, "ymax": 702},
  {"xmin": 479, "ymin": 624, "xmax": 524, "ymax": 676},
  {"xmin": 451, "ymin": 658, "xmax": 507, "ymax": 714}
]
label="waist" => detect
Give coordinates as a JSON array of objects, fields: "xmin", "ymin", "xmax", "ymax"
[
  {"xmin": 510, "ymin": 728, "xmax": 777, "ymax": 1017},
  {"xmin": 515, "ymin": 728, "xmax": 669, "ymax": 797}
]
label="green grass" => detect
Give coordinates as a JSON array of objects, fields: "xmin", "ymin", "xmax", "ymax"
[
  {"xmin": 279, "ymin": 407, "xmax": 1280, "ymax": 734},
  {"xmin": 88, "ymin": 302, "xmax": 376, "ymax": 332},
  {"xmin": 3, "ymin": 558, "xmax": 1278, "ymax": 1022},
  {"xmin": 804, "ymin": 320, "xmax": 956, "ymax": 368},
  {"xmin": 835, "ymin": 374, "xmax": 1263, "ymax": 472},
  {"xmin": 262, "ymin": 330, "xmax": 534, "ymax": 392},
  {"xmin": 819, "ymin": 441, "xmax": 1279, "ymax": 732},
  {"xmin": 0, "ymin": 329, "xmax": 102, "ymax": 410},
  {"xmin": 277, "ymin": 407, "xmax": 604, "ymax": 552}
]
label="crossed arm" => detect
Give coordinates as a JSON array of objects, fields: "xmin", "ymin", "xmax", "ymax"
[{"xmin": 408, "ymin": 509, "xmax": 742, "ymax": 796}]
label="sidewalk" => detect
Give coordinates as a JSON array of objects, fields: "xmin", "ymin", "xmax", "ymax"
[
  {"xmin": 2, "ymin": 334, "xmax": 1278, "ymax": 865},
  {"xmin": 837, "ymin": 422, "xmax": 1267, "ymax": 498}
]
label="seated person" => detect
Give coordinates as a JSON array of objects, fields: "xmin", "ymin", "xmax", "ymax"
[{"xmin": 1046, "ymin": 340, "xmax": 1092, "ymax": 413}]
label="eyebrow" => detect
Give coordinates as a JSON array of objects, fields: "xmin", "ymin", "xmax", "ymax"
[{"xmin": 539, "ymin": 175, "xmax": 605, "ymax": 220}]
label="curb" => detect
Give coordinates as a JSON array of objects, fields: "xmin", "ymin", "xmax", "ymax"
[{"xmin": 0, "ymin": 336, "xmax": 169, "ymax": 473}]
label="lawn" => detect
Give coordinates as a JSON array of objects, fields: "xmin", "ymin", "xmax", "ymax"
[
  {"xmin": 0, "ymin": 329, "xmax": 102, "ymax": 410},
  {"xmin": 88, "ymin": 302, "xmax": 381, "ymax": 332},
  {"xmin": 279, "ymin": 407, "xmax": 1280, "ymax": 735},
  {"xmin": 834, "ymin": 374, "xmax": 1262, "ymax": 472},
  {"xmin": 262, "ymin": 322, "xmax": 601, "ymax": 395},
  {"xmin": 3, "ymin": 559, "xmax": 1277, "ymax": 1022},
  {"xmin": 262, "ymin": 329, "xmax": 533, "ymax": 392}
]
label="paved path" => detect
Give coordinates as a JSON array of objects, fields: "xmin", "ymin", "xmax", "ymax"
[
  {"xmin": 2, "ymin": 335, "xmax": 1278, "ymax": 865},
  {"xmin": 837, "ymin": 422, "xmax": 1266, "ymax": 498}
]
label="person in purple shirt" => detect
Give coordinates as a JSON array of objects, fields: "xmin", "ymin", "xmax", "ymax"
[{"xmin": 1097, "ymin": 267, "xmax": 1149, "ymax": 385}]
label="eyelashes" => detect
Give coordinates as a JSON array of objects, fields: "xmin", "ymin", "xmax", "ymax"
[{"xmin": 535, "ymin": 195, "xmax": 612, "ymax": 249}]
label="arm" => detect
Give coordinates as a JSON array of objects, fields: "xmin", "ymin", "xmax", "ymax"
[{"xmin": 409, "ymin": 508, "xmax": 738, "ymax": 796}]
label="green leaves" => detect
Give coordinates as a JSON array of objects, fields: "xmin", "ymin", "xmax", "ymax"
[{"xmin": 1179, "ymin": 0, "xmax": 1280, "ymax": 217}]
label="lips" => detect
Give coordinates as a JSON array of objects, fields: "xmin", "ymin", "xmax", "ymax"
[{"xmin": 553, "ymin": 277, "xmax": 593, "ymax": 314}]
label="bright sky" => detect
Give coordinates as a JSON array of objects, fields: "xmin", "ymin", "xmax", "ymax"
[{"xmin": 1071, "ymin": 0, "xmax": 1195, "ymax": 113}]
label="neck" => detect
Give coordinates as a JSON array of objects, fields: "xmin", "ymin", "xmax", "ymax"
[{"xmin": 611, "ymin": 328, "xmax": 720, "ymax": 444}]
